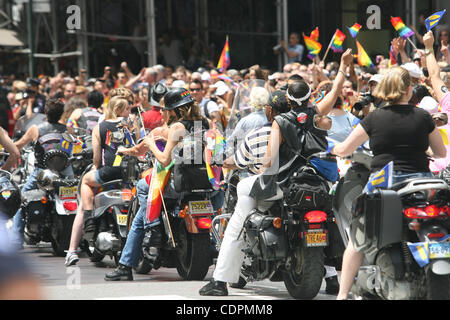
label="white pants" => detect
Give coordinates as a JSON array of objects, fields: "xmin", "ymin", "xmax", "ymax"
[{"xmin": 213, "ymin": 175, "xmax": 258, "ymax": 283}]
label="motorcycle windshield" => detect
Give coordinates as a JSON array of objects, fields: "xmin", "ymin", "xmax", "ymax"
[
  {"xmin": 224, "ymin": 79, "xmax": 272, "ymax": 156},
  {"xmin": 13, "ymin": 113, "xmax": 46, "ymax": 139}
]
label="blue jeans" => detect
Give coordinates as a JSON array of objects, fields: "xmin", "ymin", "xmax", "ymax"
[
  {"xmin": 119, "ymin": 178, "xmax": 160, "ymax": 268},
  {"xmin": 10, "ymin": 166, "xmax": 74, "ymax": 249}
]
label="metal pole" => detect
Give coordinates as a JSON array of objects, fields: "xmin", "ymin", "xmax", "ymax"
[
  {"xmin": 282, "ymin": 0, "xmax": 288, "ymax": 66},
  {"xmin": 146, "ymin": 0, "xmax": 157, "ymax": 66},
  {"xmin": 51, "ymin": 0, "xmax": 58, "ymax": 75},
  {"xmin": 27, "ymin": 0, "xmax": 35, "ymax": 77},
  {"xmin": 276, "ymin": 0, "xmax": 282, "ymax": 71}
]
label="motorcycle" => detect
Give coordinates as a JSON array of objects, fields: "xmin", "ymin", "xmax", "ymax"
[
  {"xmin": 80, "ymin": 155, "xmax": 140, "ymax": 265},
  {"xmin": 21, "ymin": 149, "xmax": 79, "ymax": 256},
  {"xmin": 212, "ymin": 152, "xmax": 339, "ymax": 299},
  {"xmin": 61, "ymin": 128, "xmax": 93, "ymax": 178},
  {"xmin": 333, "ymin": 147, "xmax": 450, "ymax": 300}
]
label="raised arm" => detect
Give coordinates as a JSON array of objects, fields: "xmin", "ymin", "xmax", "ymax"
[{"xmin": 423, "ymin": 31, "xmax": 448, "ymax": 103}]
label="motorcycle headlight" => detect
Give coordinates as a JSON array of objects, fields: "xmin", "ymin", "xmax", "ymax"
[{"xmin": 37, "ymin": 169, "xmax": 59, "ymax": 191}]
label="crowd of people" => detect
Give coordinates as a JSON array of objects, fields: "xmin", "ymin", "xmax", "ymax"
[{"xmin": 1, "ymin": 26, "xmax": 450, "ymax": 299}]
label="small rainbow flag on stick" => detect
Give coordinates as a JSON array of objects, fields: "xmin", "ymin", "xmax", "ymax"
[
  {"xmin": 303, "ymin": 33, "xmax": 322, "ymax": 61},
  {"xmin": 347, "ymin": 23, "xmax": 362, "ymax": 38},
  {"xmin": 217, "ymin": 36, "xmax": 230, "ymax": 72},
  {"xmin": 390, "ymin": 17, "xmax": 415, "ymax": 39},
  {"xmin": 310, "ymin": 27, "xmax": 319, "ymax": 41},
  {"xmin": 331, "ymin": 29, "xmax": 346, "ymax": 53},
  {"xmin": 356, "ymin": 40, "xmax": 374, "ymax": 68}
]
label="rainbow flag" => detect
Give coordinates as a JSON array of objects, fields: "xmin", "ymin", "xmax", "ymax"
[
  {"xmin": 217, "ymin": 36, "xmax": 230, "ymax": 72},
  {"xmin": 146, "ymin": 159, "xmax": 174, "ymax": 223},
  {"xmin": 310, "ymin": 27, "xmax": 319, "ymax": 41},
  {"xmin": 347, "ymin": 23, "xmax": 362, "ymax": 38},
  {"xmin": 216, "ymin": 74, "xmax": 239, "ymax": 88},
  {"xmin": 390, "ymin": 17, "xmax": 415, "ymax": 39},
  {"xmin": 303, "ymin": 33, "xmax": 322, "ymax": 61},
  {"xmin": 425, "ymin": 10, "xmax": 446, "ymax": 31},
  {"xmin": 331, "ymin": 29, "xmax": 346, "ymax": 53},
  {"xmin": 205, "ymin": 127, "xmax": 226, "ymax": 189},
  {"xmin": 389, "ymin": 45, "xmax": 397, "ymax": 67},
  {"xmin": 356, "ymin": 40, "xmax": 374, "ymax": 68}
]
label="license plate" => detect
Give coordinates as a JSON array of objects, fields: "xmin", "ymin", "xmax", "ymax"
[
  {"xmin": 188, "ymin": 200, "xmax": 214, "ymax": 215},
  {"xmin": 429, "ymin": 242, "xmax": 450, "ymax": 259},
  {"xmin": 305, "ymin": 229, "xmax": 328, "ymax": 247},
  {"xmin": 117, "ymin": 214, "xmax": 128, "ymax": 226},
  {"xmin": 59, "ymin": 186, "xmax": 77, "ymax": 199}
]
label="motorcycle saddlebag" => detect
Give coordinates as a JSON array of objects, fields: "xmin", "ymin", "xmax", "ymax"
[
  {"xmin": 173, "ymin": 164, "xmax": 213, "ymax": 193},
  {"xmin": 350, "ymin": 189, "xmax": 403, "ymax": 252},
  {"xmin": 243, "ymin": 210, "xmax": 287, "ymax": 261}
]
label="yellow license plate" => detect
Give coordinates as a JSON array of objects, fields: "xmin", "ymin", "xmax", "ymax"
[
  {"xmin": 117, "ymin": 214, "xmax": 128, "ymax": 226},
  {"xmin": 59, "ymin": 186, "xmax": 78, "ymax": 199},
  {"xmin": 188, "ymin": 201, "xmax": 214, "ymax": 215},
  {"xmin": 305, "ymin": 230, "xmax": 328, "ymax": 247}
]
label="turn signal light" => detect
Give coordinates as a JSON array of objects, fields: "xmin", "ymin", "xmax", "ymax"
[
  {"xmin": 179, "ymin": 205, "xmax": 189, "ymax": 218},
  {"xmin": 403, "ymin": 205, "xmax": 449, "ymax": 219},
  {"xmin": 273, "ymin": 217, "xmax": 282, "ymax": 229},
  {"xmin": 41, "ymin": 197, "xmax": 48, "ymax": 204}
]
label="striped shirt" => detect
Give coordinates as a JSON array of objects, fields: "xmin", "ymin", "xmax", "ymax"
[{"xmin": 234, "ymin": 123, "xmax": 271, "ymax": 175}]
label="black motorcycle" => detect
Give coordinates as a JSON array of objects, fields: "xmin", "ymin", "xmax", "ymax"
[
  {"xmin": 21, "ymin": 150, "xmax": 79, "ymax": 256},
  {"xmin": 213, "ymin": 153, "xmax": 340, "ymax": 299},
  {"xmin": 333, "ymin": 147, "xmax": 450, "ymax": 300}
]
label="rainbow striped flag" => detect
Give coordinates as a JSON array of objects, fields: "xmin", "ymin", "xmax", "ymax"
[
  {"xmin": 331, "ymin": 29, "xmax": 346, "ymax": 53},
  {"xmin": 389, "ymin": 45, "xmax": 397, "ymax": 67},
  {"xmin": 310, "ymin": 27, "xmax": 319, "ymax": 41},
  {"xmin": 347, "ymin": 23, "xmax": 362, "ymax": 38},
  {"xmin": 390, "ymin": 17, "xmax": 415, "ymax": 39},
  {"xmin": 217, "ymin": 36, "xmax": 230, "ymax": 72},
  {"xmin": 205, "ymin": 127, "xmax": 226, "ymax": 189},
  {"xmin": 356, "ymin": 40, "xmax": 374, "ymax": 68},
  {"xmin": 303, "ymin": 33, "xmax": 322, "ymax": 60},
  {"xmin": 146, "ymin": 159, "xmax": 174, "ymax": 223}
]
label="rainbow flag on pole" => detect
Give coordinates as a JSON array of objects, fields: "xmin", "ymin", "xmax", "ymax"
[
  {"xmin": 146, "ymin": 159, "xmax": 174, "ymax": 223},
  {"xmin": 347, "ymin": 23, "xmax": 362, "ymax": 38},
  {"xmin": 356, "ymin": 40, "xmax": 374, "ymax": 68},
  {"xmin": 217, "ymin": 36, "xmax": 230, "ymax": 72},
  {"xmin": 390, "ymin": 17, "xmax": 415, "ymax": 39},
  {"xmin": 205, "ymin": 127, "xmax": 226, "ymax": 189},
  {"xmin": 310, "ymin": 27, "xmax": 319, "ymax": 41},
  {"xmin": 303, "ymin": 33, "xmax": 322, "ymax": 60},
  {"xmin": 331, "ymin": 29, "xmax": 346, "ymax": 53}
]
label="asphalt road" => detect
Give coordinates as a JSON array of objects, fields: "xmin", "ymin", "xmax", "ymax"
[{"xmin": 20, "ymin": 242, "xmax": 339, "ymax": 301}]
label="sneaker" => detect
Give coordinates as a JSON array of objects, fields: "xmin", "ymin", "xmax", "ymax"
[
  {"xmin": 65, "ymin": 251, "xmax": 79, "ymax": 267},
  {"xmin": 199, "ymin": 279, "xmax": 228, "ymax": 296},
  {"xmin": 325, "ymin": 275, "xmax": 340, "ymax": 295},
  {"xmin": 104, "ymin": 264, "xmax": 133, "ymax": 281}
]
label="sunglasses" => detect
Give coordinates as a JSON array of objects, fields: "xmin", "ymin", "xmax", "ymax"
[{"xmin": 189, "ymin": 88, "xmax": 201, "ymax": 92}]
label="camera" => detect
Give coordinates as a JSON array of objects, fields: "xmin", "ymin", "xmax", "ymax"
[
  {"xmin": 353, "ymin": 92, "xmax": 374, "ymax": 111},
  {"xmin": 210, "ymin": 94, "xmax": 217, "ymax": 102}
]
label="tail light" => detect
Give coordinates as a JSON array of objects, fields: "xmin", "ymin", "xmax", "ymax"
[
  {"xmin": 63, "ymin": 201, "xmax": 77, "ymax": 211},
  {"xmin": 403, "ymin": 205, "xmax": 449, "ymax": 219},
  {"xmin": 196, "ymin": 217, "xmax": 212, "ymax": 229},
  {"xmin": 304, "ymin": 210, "xmax": 327, "ymax": 223}
]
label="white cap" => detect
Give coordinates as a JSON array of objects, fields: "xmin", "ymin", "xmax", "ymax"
[
  {"xmin": 215, "ymin": 85, "xmax": 229, "ymax": 96},
  {"xmin": 402, "ymin": 62, "xmax": 422, "ymax": 78},
  {"xmin": 172, "ymin": 80, "xmax": 186, "ymax": 88},
  {"xmin": 369, "ymin": 74, "xmax": 383, "ymax": 84},
  {"xmin": 201, "ymin": 72, "xmax": 211, "ymax": 82},
  {"xmin": 211, "ymin": 80, "xmax": 226, "ymax": 88},
  {"xmin": 418, "ymin": 96, "xmax": 439, "ymax": 113}
]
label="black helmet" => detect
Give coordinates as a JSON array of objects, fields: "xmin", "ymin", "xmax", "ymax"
[
  {"xmin": 0, "ymin": 173, "xmax": 21, "ymax": 219},
  {"xmin": 163, "ymin": 87, "xmax": 195, "ymax": 110},
  {"xmin": 149, "ymin": 82, "xmax": 168, "ymax": 107},
  {"xmin": 268, "ymin": 90, "xmax": 290, "ymax": 114}
]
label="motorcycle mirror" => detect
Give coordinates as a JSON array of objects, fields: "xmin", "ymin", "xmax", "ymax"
[
  {"xmin": 62, "ymin": 132, "xmax": 76, "ymax": 143},
  {"xmin": 313, "ymin": 114, "xmax": 332, "ymax": 131}
]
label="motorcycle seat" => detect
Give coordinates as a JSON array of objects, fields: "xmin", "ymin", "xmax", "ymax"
[{"xmin": 100, "ymin": 179, "xmax": 123, "ymax": 190}]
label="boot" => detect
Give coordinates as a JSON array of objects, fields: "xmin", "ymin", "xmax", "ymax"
[
  {"xmin": 143, "ymin": 225, "xmax": 163, "ymax": 247},
  {"xmin": 199, "ymin": 280, "xmax": 228, "ymax": 296},
  {"xmin": 104, "ymin": 264, "xmax": 133, "ymax": 281},
  {"xmin": 83, "ymin": 210, "xmax": 95, "ymax": 243}
]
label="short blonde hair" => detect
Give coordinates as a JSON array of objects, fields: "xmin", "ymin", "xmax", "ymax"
[
  {"xmin": 109, "ymin": 87, "xmax": 134, "ymax": 103},
  {"xmin": 105, "ymin": 96, "xmax": 129, "ymax": 120},
  {"xmin": 373, "ymin": 67, "xmax": 411, "ymax": 105}
]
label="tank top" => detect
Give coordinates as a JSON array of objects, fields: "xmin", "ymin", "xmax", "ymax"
[
  {"xmin": 77, "ymin": 107, "xmax": 102, "ymax": 135},
  {"xmin": 34, "ymin": 122, "xmax": 67, "ymax": 168},
  {"xmin": 99, "ymin": 120, "xmax": 125, "ymax": 167}
]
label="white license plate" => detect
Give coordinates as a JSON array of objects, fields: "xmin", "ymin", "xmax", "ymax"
[
  {"xmin": 429, "ymin": 242, "xmax": 450, "ymax": 259},
  {"xmin": 117, "ymin": 214, "xmax": 128, "ymax": 226},
  {"xmin": 188, "ymin": 201, "xmax": 214, "ymax": 215},
  {"xmin": 59, "ymin": 186, "xmax": 77, "ymax": 199}
]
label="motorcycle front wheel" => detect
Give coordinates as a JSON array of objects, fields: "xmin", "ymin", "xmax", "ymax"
[{"xmin": 283, "ymin": 246, "xmax": 325, "ymax": 299}]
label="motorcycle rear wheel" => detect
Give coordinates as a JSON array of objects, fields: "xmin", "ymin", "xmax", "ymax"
[
  {"xmin": 51, "ymin": 214, "xmax": 75, "ymax": 257},
  {"xmin": 283, "ymin": 246, "xmax": 325, "ymax": 299},
  {"xmin": 176, "ymin": 225, "xmax": 211, "ymax": 280},
  {"xmin": 426, "ymin": 269, "xmax": 450, "ymax": 300}
]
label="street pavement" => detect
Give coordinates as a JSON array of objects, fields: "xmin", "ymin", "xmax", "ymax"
[{"xmin": 20, "ymin": 242, "xmax": 339, "ymax": 301}]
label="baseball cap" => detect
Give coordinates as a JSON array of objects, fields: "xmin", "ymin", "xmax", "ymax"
[
  {"xmin": 211, "ymin": 81, "xmax": 226, "ymax": 88},
  {"xmin": 215, "ymin": 85, "xmax": 229, "ymax": 96},
  {"xmin": 418, "ymin": 96, "xmax": 439, "ymax": 113},
  {"xmin": 369, "ymin": 74, "xmax": 383, "ymax": 84},
  {"xmin": 268, "ymin": 90, "xmax": 290, "ymax": 113},
  {"xmin": 402, "ymin": 62, "xmax": 422, "ymax": 79}
]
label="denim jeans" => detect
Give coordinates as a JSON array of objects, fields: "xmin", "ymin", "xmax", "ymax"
[
  {"xmin": 10, "ymin": 166, "xmax": 74, "ymax": 249},
  {"xmin": 119, "ymin": 178, "xmax": 160, "ymax": 268}
]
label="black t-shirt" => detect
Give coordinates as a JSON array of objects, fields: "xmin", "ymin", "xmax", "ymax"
[{"xmin": 360, "ymin": 104, "xmax": 435, "ymax": 173}]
